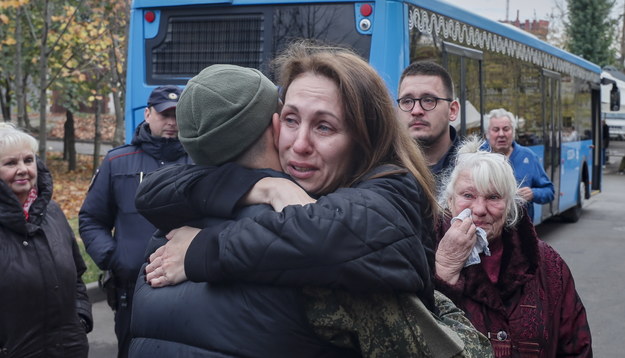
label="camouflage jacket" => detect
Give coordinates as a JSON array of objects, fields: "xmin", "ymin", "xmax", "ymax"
[{"xmin": 305, "ymin": 289, "xmax": 494, "ymax": 358}]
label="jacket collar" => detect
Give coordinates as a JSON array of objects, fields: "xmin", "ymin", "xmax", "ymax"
[{"xmin": 131, "ymin": 121, "xmax": 187, "ymax": 162}]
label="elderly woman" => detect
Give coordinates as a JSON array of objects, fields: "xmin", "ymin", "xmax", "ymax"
[
  {"xmin": 0, "ymin": 123, "xmax": 92, "ymax": 357},
  {"xmin": 435, "ymin": 136, "xmax": 592, "ymax": 357}
]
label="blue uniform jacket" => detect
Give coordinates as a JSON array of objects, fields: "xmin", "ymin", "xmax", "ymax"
[{"xmin": 78, "ymin": 122, "xmax": 191, "ymax": 284}]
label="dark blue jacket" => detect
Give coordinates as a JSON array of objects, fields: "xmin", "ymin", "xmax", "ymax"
[
  {"xmin": 78, "ymin": 122, "xmax": 191, "ymax": 284},
  {"xmin": 130, "ymin": 168, "xmax": 357, "ymax": 357}
]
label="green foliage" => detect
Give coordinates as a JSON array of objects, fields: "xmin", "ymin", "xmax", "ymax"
[{"xmin": 565, "ymin": 0, "xmax": 617, "ymax": 66}]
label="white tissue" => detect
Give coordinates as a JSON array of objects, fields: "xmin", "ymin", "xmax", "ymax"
[{"xmin": 450, "ymin": 208, "xmax": 490, "ymax": 267}]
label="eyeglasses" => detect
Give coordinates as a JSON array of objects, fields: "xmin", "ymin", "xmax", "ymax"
[{"xmin": 396, "ymin": 95, "xmax": 452, "ymax": 112}]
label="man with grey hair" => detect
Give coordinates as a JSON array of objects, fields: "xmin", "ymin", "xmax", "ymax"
[{"xmin": 482, "ymin": 108, "xmax": 554, "ymax": 221}]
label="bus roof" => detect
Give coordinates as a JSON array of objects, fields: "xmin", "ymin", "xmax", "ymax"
[
  {"xmin": 131, "ymin": 0, "xmax": 601, "ymax": 75},
  {"xmin": 421, "ymin": 0, "xmax": 601, "ymax": 74}
]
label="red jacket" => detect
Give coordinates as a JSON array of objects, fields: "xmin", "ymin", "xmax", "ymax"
[{"xmin": 436, "ymin": 213, "xmax": 592, "ymax": 358}]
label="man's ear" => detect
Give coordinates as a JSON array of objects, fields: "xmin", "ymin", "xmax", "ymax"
[
  {"xmin": 144, "ymin": 107, "xmax": 151, "ymax": 123},
  {"xmin": 448, "ymin": 100, "xmax": 460, "ymax": 123},
  {"xmin": 272, "ymin": 113, "xmax": 280, "ymax": 149}
]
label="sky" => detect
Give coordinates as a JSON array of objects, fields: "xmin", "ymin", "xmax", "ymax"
[{"xmin": 441, "ymin": 0, "xmax": 560, "ymax": 22}]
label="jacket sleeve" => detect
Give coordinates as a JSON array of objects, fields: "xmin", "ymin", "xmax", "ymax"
[
  {"xmin": 185, "ymin": 173, "xmax": 434, "ymax": 293},
  {"xmin": 529, "ymin": 154, "xmax": 555, "ymax": 204},
  {"xmin": 304, "ymin": 288, "xmax": 493, "ymax": 358},
  {"xmin": 72, "ymin": 234, "xmax": 93, "ymax": 333},
  {"xmin": 135, "ymin": 163, "xmax": 272, "ymax": 232},
  {"xmin": 78, "ymin": 155, "xmax": 116, "ymax": 270}
]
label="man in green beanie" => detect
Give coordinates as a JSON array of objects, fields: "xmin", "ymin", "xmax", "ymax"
[{"xmin": 131, "ymin": 65, "xmax": 491, "ymax": 357}]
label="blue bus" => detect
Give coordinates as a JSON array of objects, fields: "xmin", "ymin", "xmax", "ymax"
[{"xmin": 125, "ymin": 0, "xmax": 606, "ymax": 224}]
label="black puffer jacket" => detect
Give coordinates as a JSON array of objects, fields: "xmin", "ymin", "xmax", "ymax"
[
  {"xmin": 131, "ymin": 173, "xmax": 358, "ymax": 357},
  {"xmin": 136, "ymin": 163, "xmax": 436, "ymax": 309},
  {"xmin": 0, "ymin": 160, "xmax": 91, "ymax": 357}
]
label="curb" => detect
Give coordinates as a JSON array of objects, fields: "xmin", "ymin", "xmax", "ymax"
[{"xmin": 87, "ymin": 281, "xmax": 107, "ymax": 304}]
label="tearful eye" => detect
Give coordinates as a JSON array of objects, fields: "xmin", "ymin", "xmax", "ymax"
[{"xmin": 318, "ymin": 124, "xmax": 332, "ymax": 132}]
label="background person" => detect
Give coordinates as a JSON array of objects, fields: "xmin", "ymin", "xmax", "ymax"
[
  {"xmin": 0, "ymin": 123, "xmax": 92, "ymax": 357},
  {"xmin": 435, "ymin": 136, "xmax": 592, "ymax": 357},
  {"xmin": 78, "ymin": 85, "xmax": 192, "ymax": 357},
  {"xmin": 397, "ymin": 61, "xmax": 461, "ymax": 182},
  {"xmin": 482, "ymin": 108, "xmax": 554, "ymax": 221},
  {"xmin": 602, "ymin": 119, "xmax": 610, "ymax": 165}
]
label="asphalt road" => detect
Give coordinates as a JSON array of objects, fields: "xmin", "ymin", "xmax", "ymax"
[{"xmin": 84, "ymin": 141, "xmax": 625, "ymax": 357}]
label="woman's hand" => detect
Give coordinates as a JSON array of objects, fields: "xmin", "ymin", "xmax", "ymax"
[
  {"xmin": 435, "ymin": 217, "xmax": 477, "ymax": 285},
  {"xmin": 241, "ymin": 177, "xmax": 316, "ymax": 212},
  {"xmin": 145, "ymin": 226, "xmax": 200, "ymax": 287}
]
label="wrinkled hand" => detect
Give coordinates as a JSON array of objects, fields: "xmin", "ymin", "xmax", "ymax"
[
  {"xmin": 518, "ymin": 187, "xmax": 534, "ymax": 202},
  {"xmin": 242, "ymin": 177, "xmax": 316, "ymax": 212},
  {"xmin": 145, "ymin": 226, "xmax": 200, "ymax": 287},
  {"xmin": 435, "ymin": 217, "xmax": 477, "ymax": 285}
]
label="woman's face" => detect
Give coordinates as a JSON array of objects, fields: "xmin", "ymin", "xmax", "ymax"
[
  {"xmin": 449, "ymin": 170, "xmax": 507, "ymax": 241},
  {"xmin": 277, "ymin": 72, "xmax": 355, "ymax": 194},
  {"xmin": 0, "ymin": 144, "xmax": 37, "ymax": 203}
]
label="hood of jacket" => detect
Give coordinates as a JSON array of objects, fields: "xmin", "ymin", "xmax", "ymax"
[
  {"xmin": 132, "ymin": 121, "xmax": 187, "ymax": 162},
  {"xmin": 0, "ymin": 159, "xmax": 53, "ymax": 235}
]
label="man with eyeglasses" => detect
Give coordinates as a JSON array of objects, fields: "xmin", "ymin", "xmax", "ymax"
[{"xmin": 397, "ymin": 61, "xmax": 461, "ymax": 181}]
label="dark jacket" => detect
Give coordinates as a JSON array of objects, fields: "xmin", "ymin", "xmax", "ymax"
[
  {"xmin": 136, "ymin": 163, "xmax": 436, "ymax": 310},
  {"xmin": 435, "ymin": 212, "xmax": 592, "ymax": 358},
  {"xmin": 130, "ymin": 168, "xmax": 357, "ymax": 357},
  {"xmin": 79, "ymin": 122, "xmax": 191, "ymax": 284},
  {"xmin": 0, "ymin": 160, "xmax": 91, "ymax": 357},
  {"xmin": 429, "ymin": 125, "xmax": 460, "ymax": 184}
]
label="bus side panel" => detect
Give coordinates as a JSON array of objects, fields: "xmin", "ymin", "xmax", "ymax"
[
  {"xmin": 559, "ymin": 139, "xmax": 592, "ymax": 212},
  {"xmin": 368, "ymin": 0, "xmax": 406, "ymax": 98},
  {"xmin": 125, "ymin": 8, "xmax": 151, "ymax": 143}
]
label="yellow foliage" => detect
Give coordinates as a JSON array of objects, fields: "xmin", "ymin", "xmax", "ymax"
[
  {"xmin": 0, "ymin": 1, "xmax": 20, "ymax": 9},
  {"xmin": 2, "ymin": 37, "xmax": 16, "ymax": 45},
  {"xmin": 0, "ymin": 14, "xmax": 9, "ymax": 24}
]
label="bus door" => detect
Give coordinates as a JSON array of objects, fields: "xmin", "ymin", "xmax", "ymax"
[
  {"xmin": 541, "ymin": 69, "xmax": 561, "ymax": 221},
  {"xmin": 442, "ymin": 42, "xmax": 484, "ymax": 136}
]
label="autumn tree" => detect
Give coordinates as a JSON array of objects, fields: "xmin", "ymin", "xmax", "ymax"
[
  {"xmin": 566, "ymin": 0, "xmax": 618, "ymax": 66},
  {"xmin": 49, "ymin": 2, "xmax": 113, "ymax": 170},
  {"xmin": 1, "ymin": 1, "xmax": 42, "ymax": 129}
]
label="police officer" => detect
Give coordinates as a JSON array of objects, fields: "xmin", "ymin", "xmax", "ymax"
[{"xmin": 79, "ymin": 85, "xmax": 192, "ymax": 357}]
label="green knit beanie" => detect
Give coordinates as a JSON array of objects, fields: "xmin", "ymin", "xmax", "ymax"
[{"xmin": 177, "ymin": 64, "xmax": 278, "ymax": 165}]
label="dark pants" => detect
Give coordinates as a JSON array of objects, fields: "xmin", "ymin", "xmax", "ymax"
[{"xmin": 113, "ymin": 285, "xmax": 134, "ymax": 358}]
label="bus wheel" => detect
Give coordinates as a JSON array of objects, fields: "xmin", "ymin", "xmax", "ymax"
[{"xmin": 560, "ymin": 181, "xmax": 584, "ymax": 223}]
